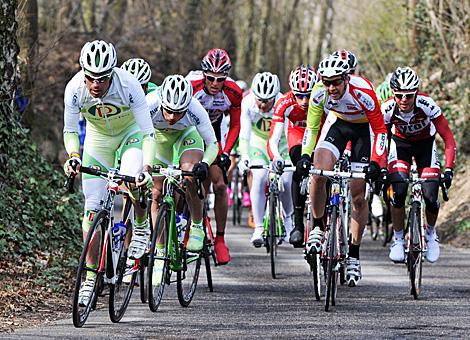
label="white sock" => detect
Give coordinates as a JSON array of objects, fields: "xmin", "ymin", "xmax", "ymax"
[
  {"xmin": 426, "ymin": 224, "xmax": 436, "ymax": 235},
  {"xmin": 394, "ymin": 229, "xmax": 404, "ymax": 240}
]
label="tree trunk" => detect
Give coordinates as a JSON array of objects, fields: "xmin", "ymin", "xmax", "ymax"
[
  {"xmin": 17, "ymin": 0, "xmax": 38, "ymax": 128},
  {"xmin": 279, "ymin": 0, "xmax": 300, "ymax": 84},
  {"xmin": 256, "ymin": 0, "xmax": 272, "ymax": 70},
  {"xmin": 313, "ymin": 0, "xmax": 329, "ymax": 64},
  {"xmin": 243, "ymin": 0, "xmax": 256, "ymax": 78},
  {"xmin": 82, "ymin": 0, "xmax": 96, "ymax": 33},
  {"xmin": 0, "ymin": 0, "xmax": 19, "ymax": 120},
  {"xmin": 182, "ymin": 0, "xmax": 200, "ymax": 71}
]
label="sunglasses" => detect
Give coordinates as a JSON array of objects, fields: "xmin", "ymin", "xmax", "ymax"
[
  {"xmin": 322, "ymin": 77, "xmax": 344, "ymax": 87},
  {"xmin": 394, "ymin": 92, "xmax": 416, "ymax": 99},
  {"xmin": 294, "ymin": 93, "xmax": 311, "ymax": 99},
  {"xmin": 204, "ymin": 74, "xmax": 227, "ymax": 83},
  {"xmin": 256, "ymin": 97, "xmax": 274, "ymax": 104},
  {"xmin": 85, "ymin": 72, "xmax": 112, "ymax": 83},
  {"xmin": 163, "ymin": 107, "xmax": 187, "ymax": 115}
]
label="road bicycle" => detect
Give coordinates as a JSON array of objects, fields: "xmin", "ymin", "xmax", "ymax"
[
  {"xmin": 67, "ymin": 165, "xmax": 142, "ymax": 327},
  {"xmin": 250, "ymin": 164, "xmax": 295, "ymax": 279},
  {"xmin": 387, "ymin": 168, "xmax": 448, "ymax": 299},
  {"xmin": 307, "ymin": 165, "xmax": 365, "ymax": 311},
  {"xmin": 147, "ymin": 166, "xmax": 203, "ymax": 312}
]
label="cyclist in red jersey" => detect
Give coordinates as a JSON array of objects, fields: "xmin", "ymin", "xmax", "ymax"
[
  {"xmin": 268, "ymin": 65, "xmax": 319, "ymax": 247},
  {"xmin": 188, "ymin": 48, "xmax": 243, "ymax": 265},
  {"xmin": 300, "ymin": 54, "xmax": 388, "ymax": 286},
  {"xmin": 383, "ymin": 67, "xmax": 456, "ymax": 263}
]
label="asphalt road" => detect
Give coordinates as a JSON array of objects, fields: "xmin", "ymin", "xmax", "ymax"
[{"xmin": 8, "ymin": 214, "xmax": 470, "ymax": 339}]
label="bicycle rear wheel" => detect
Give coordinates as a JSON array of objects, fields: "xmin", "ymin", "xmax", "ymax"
[
  {"xmin": 325, "ymin": 206, "xmax": 338, "ymax": 312},
  {"xmin": 310, "ymin": 251, "xmax": 322, "ymax": 301},
  {"xmin": 232, "ymin": 167, "xmax": 239, "ymax": 225},
  {"xmin": 407, "ymin": 202, "xmax": 423, "ymax": 299},
  {"xmin": 72, "ymin": 210, "xmax": 108, "ymax": 328},
  {"xmin": 203, "ymin": 213, "xmax": 216, "ymax": 292},
  {"xmin": 148, "ymin": 203, "xmax": 170, "ymax": 312},
  {"xmin": 139, "ymin": 257, "xmax": 148, "ymax": 303}
]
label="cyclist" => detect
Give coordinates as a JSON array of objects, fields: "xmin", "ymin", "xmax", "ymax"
[
  {"xmin": 121, "ymin": 58, "xmax": 159, "ymax": 94},
  {"xmin": 383, "ymin": 67, "xmax": 455, "ymax": 263},
  {"xmin": 268, "ymin": 64, "xmax": 318, "ymax": 247},
  {"xmin": 146, "ymin": 75, "xmax": 218, "ymax": 262},
  {"xmin": 300, "ymin": 54, "xmax": 388, "ymax": 287},
  {"xmin": 188, "ymin": 48, "xmax": 243, "ymax": 265},
  {"xmin": 63, "ymin": 40, "xmax": 156, "ymax": 305},
  {"xmin": 376, "ymin": 73, "xmax": 393, "ymax": 104},
  {"xmin": 238, "ymin": 72, "xmax": 293, "ymax": 246}
]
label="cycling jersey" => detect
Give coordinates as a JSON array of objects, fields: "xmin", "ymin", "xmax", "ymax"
[
  {"xmin": 381, "ymin": 93, "xmax": 456, "ymax": 169},
  {"xmin": 146, "ymin": 91, "xmax": 219, "ymax": 165},
  {"xmin": 302, "ymin": 75, "xmax": 387, "ymax": 166},
  {"xmin": 240, "ymin": 92, "xmax": 289, "ymax": 163},
  {"xmin": 64, "ymin": 67, "xmax": 156, "ymax": 166},
  {"xmin": 268, "ymin": 91, "xmax": 309, "ymax": 160},
  {"xmin": 188, "ymin": 73, "xmax": 242, "ymax": 155},
  {"xmin": 147, "ymin": 81, "xmax": 158, "ymax": 94}
]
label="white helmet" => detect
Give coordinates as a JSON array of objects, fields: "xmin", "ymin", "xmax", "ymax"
[
  {"xmin": 80, "ymin": 40, "xmax": 117, "ymax": 74},
  {"xmin": 318, "ymin": 55, "xmax": 349, "ymax": 78},
  {"xmin": 236, "ymin": 80, "xmax": 248, "ymax": 92},
  {"xmin": 121, "ymin": 58, "xmax": 152, "ymax": 84},
  {"xmin": 251, "ymin": 72, "xmax": 280, "ymax": 100},
  {"xmin": 389, "ymin": 67, "xmax": 420, "ymax": 91},
  {"xmin": 159, "ymin": 75, "xmax": 193, "ymax": 112}
]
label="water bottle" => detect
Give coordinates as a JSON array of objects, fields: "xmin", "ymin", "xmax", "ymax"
[
  {"xmin": 113, "ymin": 222, "xmax": 127, "ymax": 251},
  {"xmin": 175, "ymin": 214, "xmax": 188, "ymax": 243}
]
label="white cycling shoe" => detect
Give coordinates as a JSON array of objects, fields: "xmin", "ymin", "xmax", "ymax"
[
  {"xmin": 346, "ymin": 257, "xmax": 362, "ymax": 287},
  {"xmin": 426, "ymin": 231, "xmax": 440, "ymax": 263},
  {"xmin": 389, "ymin": 238, "xmax": 405, "ymax": 263},
  {"xmin": 251, "ymin": 227, "xmax": 264, "ymax": 248},
  {"xmin": 78, "ymin": 279, "xmax": 95, "ymax": 307},
  {"xmin": 306, "ymin": 227, "xmax": 324, "ymax": 254},
  {"xmin": 128, "ymin": 224, "xmax": 151, "ymax": 260}
]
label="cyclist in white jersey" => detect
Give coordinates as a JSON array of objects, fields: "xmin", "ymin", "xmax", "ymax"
[
  {"xmin": 147, "ymin": 75, "xmax": 219, "ymax": 256},
  {"xmin": 238, "ymin": 72, "xmax": 294, "ymax": 246},
  {"xmin": 63, "ymin": 40, "xmax": 156, "ymax": 306}
]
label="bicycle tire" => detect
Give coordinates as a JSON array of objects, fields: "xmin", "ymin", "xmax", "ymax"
[
  {"xmin": 72, "ymin": 210, "xmax": 108, "ymax": 328},
  {"xmin": 177, "ymin": 249, "xmax": 201, "ymax": 307},
  {"xmin": 148, "ymin": 203, "xmax": 170, "ymax": 312},
  {"xmin": 232, "ymin": 167, "xmax": 239, "ymax": 225},
  {"xmin": 139, "ymin": 259, "xmax": 148, "ymax": 303},
  {"xmin": 203, "ymin": 211, "xmax": 215, "ymax": 292},
  {"xmin": 407, "ymin": 202, "xmax": 422, "ymax": 299},
  {"xmin": 268, "ymin": 192, "xmax": 278, "ymax": 279},
  {"xmin": 325, "ymin": 206, "xmax": 338, "ymax": 312},
  {"xmin": 311, "ymin": 251, "xmax": 322, "ymax": 301},
  {"xmin": 108, "ymin": 244, "xmax": 136, "ymax": 322}
]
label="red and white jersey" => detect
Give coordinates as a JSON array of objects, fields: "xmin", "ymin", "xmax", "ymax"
[
  {"xmin": 268, "ymin": 91, "xmax": 308, "ymax": 159},
  {"xmin": 302, "ymin": 75, "xmax": 388, "ymax": 166},
  {"xmin": 382, "ymin": 93, "xmax": 456, "ymax": 168},
  {"xmin": 188, "ymin": 73, "xmax": 242, "ymax": 154}
]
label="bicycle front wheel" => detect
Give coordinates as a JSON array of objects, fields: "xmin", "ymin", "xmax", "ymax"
[
  {"xmin": 177, "ymin": 246, "xmax": 202, "ymax": 307},
  {"xmin": 407, "ymin": 202, "xmax": 423, "ymax": 299},
  {"xmin": 325, "ymin": 206, "xmax": 339, "ymax": 312},
  {"xmin": 148, "ymin": 203, "xmax": 170, "ymax": 312},
  {"xmin": 268, "ymin": 192, "xmax": 279, "ymax": 279},
  {"xmin": 72, "ymin": 210, "xmax": 108, "ymax": 328},
  {"xmin": 232, "ymin": 167, "xmax": 239, "ymax": 225}
]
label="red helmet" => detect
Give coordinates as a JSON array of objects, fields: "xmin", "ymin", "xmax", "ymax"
[
  {"xmin": 201, "ymin": 48, "xmax": 232, "ymax": 74},
  {"xmin": 289, "ymin": 64, "xmax": 318, "ymax": 95}
]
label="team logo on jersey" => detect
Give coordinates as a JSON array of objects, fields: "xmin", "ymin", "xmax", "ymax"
[
  {"xmin": 183, "ymin": 138, "xmax": 196, "ymax": 146},
  {"xmin": 256, "ymin": 117, "xmax": 272, "ymax": 132},
  {"xmin": 126, "ymin": 137, "xmax": 140, "ymax": 145},
  {"xmin": 88, "ymin": 103, "xmax": 121, "ymax": 118},
  {"xmin": 311, "ymin": 90, "xmax": 325, "ymax": 105},
  {"xmin": 354, "ymin": 90, "xmax": 375, "ymax": 111},
  {"xmin": 375, "ymin": 133, "xmax": 387, "ymax": 156}
]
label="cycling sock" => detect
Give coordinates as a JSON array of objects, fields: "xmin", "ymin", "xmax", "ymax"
[
  {"xmin": 349, "ymin": 244, "xmax": 360, "ymax": 259},
  {"xmin": 191, "ymin": 219, "xmax": 203, "ymax": 227},
  {"xmin": 426, "ymin": 224, "xmax": 435, "ymax": 235},
  {"xmin": 216, "ymin": 231, "xmax": 225, "ymax": 237},
  {"xmin": 394, "ymin": 229, "xmax": 404, "ymax": 240},
  {"xmin": 135, "ymin": 214, "xmax": 147, "ymax": 225},
  {"xmin": 313, "ymin": 217, "xmax": 325, "ymax": 231},
  {"xmin": 82, "ymin": 210, "xmax": 96, "ymax": 233},
  {"xmin": 86, "ymin": 264, "xmax": 97, "ymax": 281}
]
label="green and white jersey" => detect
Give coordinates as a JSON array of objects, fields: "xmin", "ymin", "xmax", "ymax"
[
  {"xmin": 63, "ymin": 67, "xmax": 156, "ymax": 165},
  {"xmin": 146, "ymin": 91, "xmax": 219, "ymax": 165},
  {"xmin": 239, "ymin": 91, "xmax": 288, "ymax": 161}
]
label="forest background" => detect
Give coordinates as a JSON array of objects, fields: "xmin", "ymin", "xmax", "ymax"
[{"xmin": 0, "ymin": 0, "xmax": 468, "ymax": 330}]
